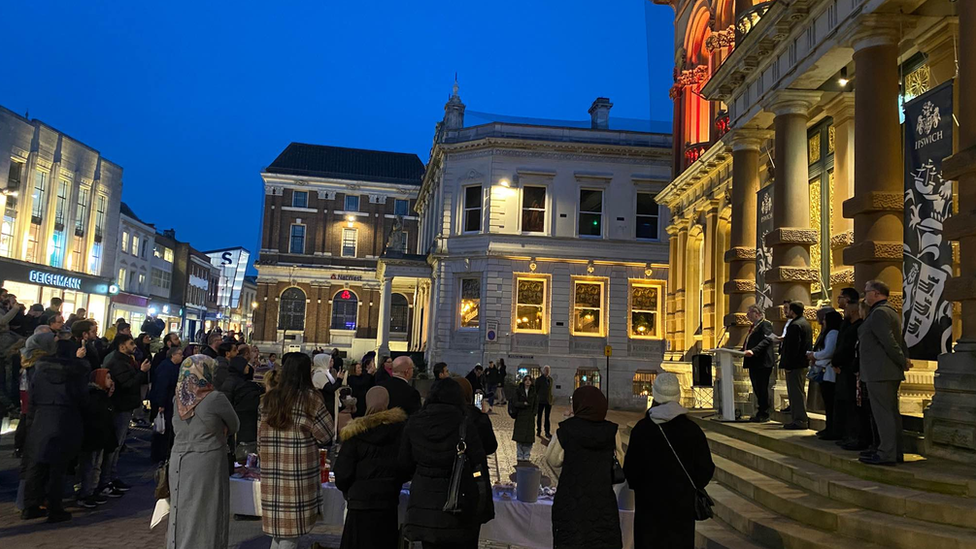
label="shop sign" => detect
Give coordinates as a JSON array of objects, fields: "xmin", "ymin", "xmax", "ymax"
[
  {"xmin": 330, "ymin": 273, "xmax": 363, "ymax": 281},
  {"xmin": 29, "ymin": 270, "xmax": 82, "ymax": 290}
]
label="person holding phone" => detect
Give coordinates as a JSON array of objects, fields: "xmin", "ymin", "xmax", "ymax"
[{"xmin": 100, "ymin": 334, "xmax": 152, "ymax": 494}]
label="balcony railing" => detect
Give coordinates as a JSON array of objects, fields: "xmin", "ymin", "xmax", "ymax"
[
  {"xmin": 735, "ymin": 1, "xmax": 775, "ymax": 43},
  {"xmin": 684, "ymin": 142, "xmax": 709, "ymax": 168}
]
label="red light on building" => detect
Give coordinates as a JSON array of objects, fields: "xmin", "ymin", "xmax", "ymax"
[{"xmin": 340, "ymin": 290, "xmax": 352, "ymax": 300}]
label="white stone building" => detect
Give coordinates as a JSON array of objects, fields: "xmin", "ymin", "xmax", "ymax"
[{"xmin": 416, "ymin": 88, "xmax": 673, "ymax": 409}]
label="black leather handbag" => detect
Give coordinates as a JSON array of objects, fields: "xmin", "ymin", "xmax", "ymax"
[
  {"xmin": 656, "ymin": 422, "xmax": 714, "ymax": 520},
  {"xmin": 611, "ymin": 454, "xmax": 626, "ymax": 484},
  {"xmin": 442, "ymin": 417, "xmax": 493, "ymax": 522}
]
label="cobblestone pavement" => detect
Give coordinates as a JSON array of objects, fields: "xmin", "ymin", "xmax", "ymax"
[{"xmin": 0, "ymin": 405, "xmax": 643, "ymax": 549}]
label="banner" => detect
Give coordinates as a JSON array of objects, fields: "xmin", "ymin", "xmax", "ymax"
[
  {"xmin": 756, "ymin": 185, "xmax": 774, "ymax": 312},
  {"xmin": 903, "ymin": 80, "xmax": 954, "ymax": 359}
]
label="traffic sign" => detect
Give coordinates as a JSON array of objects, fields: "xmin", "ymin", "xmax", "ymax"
[
  {"xmin": 486, "ymin": 320, "xmax": 498, "ymax": 342},
  {"xmin": 604, "ymin": 345, "xmax": 612, "ymax": 357}
]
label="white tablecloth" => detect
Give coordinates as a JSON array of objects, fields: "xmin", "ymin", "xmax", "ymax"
[{"xmin": 229, "ymin": 478, "xmax": 634, "ymax": 549}]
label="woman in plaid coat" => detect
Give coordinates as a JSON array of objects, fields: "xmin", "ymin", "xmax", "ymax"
[{"xmin": 259, "ymin": 352, "xmax": 335, "ymax": 549}]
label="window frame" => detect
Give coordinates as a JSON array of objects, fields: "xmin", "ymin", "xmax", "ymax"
[
  {"xmin": 635, "ymin": 192, "xmax": 661, "ymax": 241},
  {"xmin": 513, "ymin": 275, "xmax": 549, "ymax": 334},
  {"xmin": 289, "ymin": 223, "xmax": 306, "ymax": 254},
  {"xmin": 520, "ymin": 185, "xmax": 548, "ymax": 235},
  {"xmin": 292, "ymin": 190, "xmax": 308, "ymax": 208},
  {"xmin": 118, "ymin": 268, "xmax": 127, "ymax": 291},
  {"xmin": 458, "ymin": 277, "xmax": 481, "ymax": 330},
  {"xmin": 341, "ymin": 228, "xmax": 357, "ymax": 258},
  {"xmin": 94, "ymin": 195, "xmax": 107, "ymax": 240},
  {"xmin": 570, "ymin": 277, "xmax": 607, "ymax": 337},
  {"xmin": 278, "ymin": 287, "xmax": 307, "ymax": 332},
  {"xmin": 344, "ymin": 194, "xmax": 360, "ymax": 212},
  {"xmin": 122, "ymin": 231, "xmax": 130, "ymax": 253},
  {"xmin": 131, "ymin": 234, "xmax": 139, "ymax": 256},
  {"xmin": 628, "ymin": 280, "xmax": 665, "ymax": 339},
  {"xmin": 390, "ymin": 293, "xmax": 409, "ymax": 333},
  {"xmin": 31, "ymin": 170, "xmax": 48, "ymax": 220},
  {"xmin": 330, "ymin": 289, "xmax": 359, "ymax": 331},
  {"xmin": 461, "ymin": 185, "xmax": 482, "ymax": 234},
  {"xmin": 577, "ymin": 188, "xmax": 604, "ymax": 238},
  {"xmin": 394, "ymin": 199, "xmax": 409, "ymax": 217},
  {"xmin": 75, "ymin": 186, "xmax": 90, "ymax": 235},
  {"xmin": 54, "ymin": 179, "xmax": 69, "ymax": 226}
]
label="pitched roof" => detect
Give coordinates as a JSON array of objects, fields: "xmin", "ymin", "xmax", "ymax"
[
  {"xmin": 120, "ymin": 202, "xmax": 152, "ymax": 227},
  {"xmin": 265, "ymin": 143, "xmax": 425, "ymax": 186}
]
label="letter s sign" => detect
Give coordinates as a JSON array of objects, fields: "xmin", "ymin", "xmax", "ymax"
[{"xmin": 221, "ymin": 252, "xmax": 233, "ymax": 265}]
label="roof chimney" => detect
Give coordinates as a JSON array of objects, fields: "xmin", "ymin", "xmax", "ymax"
[{"xmin": 588, "ymin": 97, "xmax": 613, "ymax": 130}]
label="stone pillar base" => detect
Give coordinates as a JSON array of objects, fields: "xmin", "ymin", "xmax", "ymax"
[{"xmin": 923, "ymin": 342, "xmax": 976, "ymax": 463}]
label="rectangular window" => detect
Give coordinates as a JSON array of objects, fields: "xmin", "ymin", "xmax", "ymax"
[
  {"xmin": 141, "ymin": 238, "xmax": 148, "ymax": 259},
  {"xmin": 394, "ymin": 199, "xmax": 409, "ymax": 216},
  {"xmin": 344, "ymin": 195, "xmax": 359, "ymax": 212},
  {"xmin": 521, "ymin": 186, "xmax": 546, "ymax": 233},
  {"xmin": 153, "ymin": 244, "xmax": 161, "ymax": 258},
  {"xmin": 89, "ymin": 242, "xmax": 102, "ymax": 274},
  {"xmin": 158, "ymin": 246, "xmax": 174, "ymax": 262},
  {"xmin": 633, "ymin": 371, "xmax": 657, "ymax": 398},
  {"xmin": 50, "ymin": 231, "xmax": 65, "ymax": 268},
  {"xmin": 94, "ymin": 195, "xmax": 106, "ymax": 239},
  {"xmin": 578, "ymin": 189, "xmax": 603, "ymax": 237},
  {"xmin": 459, "ymin": 278, "xmax": 480, "ymax": 329},
  {"xmin": 341, "ymin": 228, "xmax": 357, "ymax": 257},
  {"xmin": 25, "ymin": 223, "xmax": 41, "ymax": 262},
  {"xmin": 463, "ymin": 186, "xmax": 482, "ymax": 233},
  {"xmin": 636, "ymin": 193, "xmax": 660, "ymax": 240},
  {"xmin": 54, "ymin": 180, "xmax": 69, "ymax": 226},
  {"xmin": 131, "ymin": 235, "xmax": 139, "ymax": 256},
  {"xmin": 289, "ymin": 224, "xmax": 305, "ymax": 254},
  {"xmin": 118, "ymin": 268, "xmax": 127, "ymax": 292},
  {"xmin": 572, "ymin": 279, "xmax": 605, "ymax": 335},
  {"xmin": 292, "ymin": 190, "xmax": 308, "ymax": 208},
  {"xmin": 0, "ymin": 214, "xmax": 15, "ymax": 257},
  {"xmin": 514, "ymin": 277, "xmax": 547, "ymax": 333},
  {"xmin": 7, "ymin": 160, "xmax": 23, "ymax": 190},
  {"xmin": 122, "ymin": 231, "xmax": 130, "ymax": 253},
  {"xmin": 152, "ymin": 268, "xmax": 172, "ymax": 290},
  {"xmin": 70, "ymin": 235, "xmax": 84, "ymax": 271},
  {"xmin": 138, "ymin": 273, "xmax": 146, "ymax": 293},
  {"xmin": 75, "ymin": 187, "xmax": 89, "ymax": 234},
  {"xmin": 629, "ymin": 282, "xmax": 662, "ymax": 338},
  {"xmin": 31, "ymin": 171, "xmax": 48, "ymax": 220}
]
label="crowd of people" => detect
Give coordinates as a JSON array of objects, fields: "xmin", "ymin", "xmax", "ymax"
[{"xmin": 742, "ymin": 279, "xmax": 910, "ymax": 466}]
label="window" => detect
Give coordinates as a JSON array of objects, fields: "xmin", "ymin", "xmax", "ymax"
[
  {"xmin": 514, "ymin": 277, "xmax": 546, "ymax": 333},
  {"xmin": 629, "ymin": 282, "xmax": 663, "ymax": 338},
  {"xmin": 118, "ymin": 268, "xmax": 127, "ymax": 292},
  {"xmin": 31, "ymin": 171, "xmax": 48, "ymax": 220},
  {"xmin": 636, "ymin": 193, "xmax": 660, "ymax": 240},
  {"xmin": 572, "ymin": 279, "xmax": 605, "ymax": 335},
  {"xmin": 54, "ymin": 180, "xmax": 68, "ymax": 226},
  {"xmin": 75, "ymin": 187, "xmax": 89, "ymax": 234},
  {"xmin": 633, "ymin": 371, "xmax": 657, "ymax": 398},
  {"xmin": 344, "ymin": 195, "xmax": 359, "ymax": 212},
  {"xmin": 394, "ymin": 199, "xmax": 409, "ymax": 216},
  {"xmin": 69, "ymin": 236, "xmax": 84, "ymax": 271},
  {"xmin": 94, "ymin": 195, "xmax": 106, "ymax": 239},
  {"xmin": 131, "ymin": 235, "xmax": 139, "ymax": 256},
  {"xmin": 49, "ymin": 230, "xmax": 65, "ymax": 268},
  {"xmin": 7, "ymin": 160, "xmax": 23, "ymax": 191},
  {"xmin": 578, "ymin": 189, "xmax": 603, "ymax": 237},
  {"xmin": 141, "ymin": 238, "xmax": 148, "ymax": 259},
  {"xmin": 89, "ymin": 242, "xmax": 102, "ymax": 274},
  {"xmin": 459, "ymin": 278, "xmax": 480, "ymax": 329},
  {"xmin": 331, "ymin": 290, "xmax": 358, "ymax": 330},
  {"xmin": 390, "ymin": 293, "xmax": 409, "ymax": 333},
  {"xmin": 278, "ymin": 287, "xmax": 307, "ymax": 331},
  {"xmin": 1, "ymin": 214, "xmax": 15, "ymax": 257},
  {"xmin": 25, "ymin": 223, "xmax": 41, "ymax": 262},
  {"xmin": 289, "ymin": 224, "xmax": 305, "ymax": 254},
  {"xmin": 155, "ymin": 245, "xmax": 175, "ymax": 263},
  {"xmin": 521, "ymin": 186, "xmax": 547, "ymax": 233},
  {"xmin": 122, "ymin": 231, "xmax": 130, "ymax": 253},
  {"xmin": 462, "ymin": 186, "xmax": 482, "ymax": 233},
  {"xmin": 138, "ymin": 273, "xmax": 146, "ymax": 293},
  {"xmin": 341, "ymin": 228, "xmax": 357, "ymax": 257},
  {"xmin": 575, "ymin": 368, "xmax": 601, "ymax": 390},
  {"xmin": 152, "ymin": 268, "xmax": 172, "ymax": 290},
  {"xmin": 292, "ymin": 190, "xmax": 308, "ymax": 208}
]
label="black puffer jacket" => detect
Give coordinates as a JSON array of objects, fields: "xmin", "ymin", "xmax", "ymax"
[
  {"xmin": 347, "ymin": 373, "xmax": 374, "ymax": 419},
  {"xmin": 400, "ymin": 379, "xmax": 488, "ymax": 545},
  {"xmin": 82, "ymin": 385, "xmax": 118, "ymax": 453},
  {"xmin": 103, "ymin": 350, "xmax": 147, "ymax": 412},
  {"xmin": 219, "ymin": 358, "xmax": 263, "ymax": 443},
  {"xmin": 25, "ymin": 355, "xmax": 89, "ymax": 463},
  {"xmin": 334, "ymin": 407, "xmax": 409, "ymax": 510},
  {"xmin": 552, "ymin": 417, "xmax": 622, "ymax": 549}
]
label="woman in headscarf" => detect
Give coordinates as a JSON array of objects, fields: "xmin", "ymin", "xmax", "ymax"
[
  {"xmin": 334, "ymin": 386, "xmax": 409, "ymax": 549},
  {"xmin": 343, "ymin": 360, "xmax": 373, "ymax": 419},
  {"xmin": 400, "ymin": 378, "xmax": 489, "ymax": 548},
  {"xmin": 546, "ymin": 386, "xmax": 624, "ymax": 549},
  {"xmin": 166, "ymin": 354, "xmax": 240, "ymax": 549}
]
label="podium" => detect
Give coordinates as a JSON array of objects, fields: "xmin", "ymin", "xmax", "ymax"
[{"xmin": 709, "ymin": 348, "xmax": 746, "ymax": 421}]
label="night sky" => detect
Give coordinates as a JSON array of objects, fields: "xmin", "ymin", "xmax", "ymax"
[{"xmin": 0, "ymin": 1, "xmax": 675, "ymax": 264}]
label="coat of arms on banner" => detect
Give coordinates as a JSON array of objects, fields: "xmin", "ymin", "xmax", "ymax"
[{"xmin": 756, "ymin": 187, "xmax": 774, "ymax": 311}]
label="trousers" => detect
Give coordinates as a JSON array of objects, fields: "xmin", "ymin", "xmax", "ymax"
[
  {"xmin": 270, "ymin": 536, "xmax": 302, "ymax": 549},
  {"xmin": 785, "ymin": 368, "xmax": 808, "ymax": 424},
  {"xmin": 24, "ymin": 460, "xmax": 66, "ymax": 511},
  {"xmin": 536, "ymin": 403, "xmax": 552, "ymax": 435},
  {"xmin": 748, "ymin": 367, "xmax": 772, "ymax": 417},
  {"xmin": 516, "ymin": 443, "xmax": 533, "ymax": 461},
  {"xmin": 866, "ymin": 380, "xmax": 902, "ymax": 462},
  {"xmin": 100, "ymin": 410, "xmax": 132, "ymax": 487},
  {"xmin": 77, "ymin": 449, "xmax": 103, "ymax": 498}
]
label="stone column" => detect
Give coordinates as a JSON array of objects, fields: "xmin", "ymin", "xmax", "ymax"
[
  {"xmin": 762, "ymin": 91, "xmax": 822, "ymax": 323},
  {"xmin": 376, "ymin": 275, "xmax": 393, "ymax": 356},
  {"xmin": 843, "ymin": 24, "xmax": 904, "ymax": 303},
  {"xmin": 702, "ymin": 202, "xmax": 720, "ymax": 349},
  {"xmin": 927, "ymin": 2, "xmax": 976, "ymax": 464},
  {"xmin": 824, "ymin": 94, "xmax": 856, "ymax": 302},
  {"xmin": 674, "ymin": 221, "xmax": 690, "ymax": 358},
  {"xmin": 724, "ymin": 129, "xmax": 770, "ymax": 347},
  {"xmin": 666, "ymin": 225, "xmax": 679, "ymax": 358}
]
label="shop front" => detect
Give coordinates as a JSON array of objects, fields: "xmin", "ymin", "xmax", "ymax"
[
  {"xmin": 148, "ymin": 301, "xmax": 183, "ymax": 336},
  {"xmin": 183, "ymin": 306, "xmax": 205, "ymax": 343},
  {"xmin": 0, "ymin": 257, "xmax": 116, "ymax": 330}
]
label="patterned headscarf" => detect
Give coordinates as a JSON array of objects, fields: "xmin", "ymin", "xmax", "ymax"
[{"xmin": 176, "ymin": 354, "xmax": 217, "ymax": 420}]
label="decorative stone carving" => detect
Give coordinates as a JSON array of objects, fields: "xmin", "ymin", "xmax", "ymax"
[
  {"xmin": 842, "ymin": 190, "xmax": 905, "ymax": 216},
  {"xmin": 385, "ymin": 216, "xmax": 406, "ymax": 255},
  {"xmin": 829, "ymin": 268, "xmax": 855, "ymax": 286},
  {"xmin": 724, "ymin": 279, "xmax": 756, "ymax": 293},
  {"xmin": 764, "ymin": 228, "xmax": 819, "ymax": 247},
  {"xmin": 764, "ymin": 266, "xmax": 820, "ymax": 283},
  {"xmin": 830, "ymin": 230, "xmax": 854, "ymax": 249},
  {"xmin": 724, "ymin": 246, "xmax": 757, "ymax": 261},
  {"xmin": 368, "ymin": 194, "xmax": 388, "ymax": 204},
  {"xmin": 459, "ymin": 169, "xmax": 484, "ymax": 182},
  {"xmin": 842, "ymin": 240, "xmax": 904, "ymax": 264},
  {"xmin": 317, "ymin": 190, "xmax": 336, "ymax": 200},
  {"xmin": 725, "ymin": 312, "xmax": 752, "ymax": 327}
]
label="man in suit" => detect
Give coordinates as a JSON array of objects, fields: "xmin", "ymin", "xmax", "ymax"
[
  {"xmin": 743, "ymin": 305, "xmax": 775, "ymax": 422},
  {"xmin": 381, "ymin": 355, "xmax": 422, "ymax": 415},
  {"xmin": 858, "ymin": 280, "xmax": 909, "ymax": 465},
  {"xmin": 779, "ymin": 301, "xmax": 812, "ymax": 430}
]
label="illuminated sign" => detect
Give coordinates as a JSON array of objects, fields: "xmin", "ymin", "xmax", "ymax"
[
  {"xmin": 29, "ymin": 270, "xmax": 82, "ymax": 290},
  {"xmin": 340, "ymin": 290, "xmax": 352, "ymax": 300},
  {"xmin": 331, "ymin": 274, "xmax": 362, "ymax": 281}
]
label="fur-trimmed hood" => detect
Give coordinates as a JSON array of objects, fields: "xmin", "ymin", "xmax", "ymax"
[{"xmin": 340, "ymin": 407, "xmax": 408, "ymax": 442}]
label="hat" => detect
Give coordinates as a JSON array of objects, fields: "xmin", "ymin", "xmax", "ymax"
[
  {"xmin": 652, "ymin": 372, "xmax": 681, "ymax": 404},
  {"xmin": 29, "ymin": 303, "xmax": 44, "ymax": 313}
]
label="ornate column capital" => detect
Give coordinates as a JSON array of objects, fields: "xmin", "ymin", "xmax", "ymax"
[
  {"xmin": 823, "ymin": 93, "xmax": 856, "ymax": 126},
  {"xmin": 726, "ymin": 128, "xmax": 773, "ymax": 152},
  {"xmin": 762, "ymin": 90, "xmax": 822, "ymax": 117},
  {"xmin": 846, "ymin": 15, "xmax": 906, "ymax": 52}
]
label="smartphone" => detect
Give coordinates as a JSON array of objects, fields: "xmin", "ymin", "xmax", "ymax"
[{"xmin": 474, "ymin": 393, "xmax": 484, "ymax": 409}]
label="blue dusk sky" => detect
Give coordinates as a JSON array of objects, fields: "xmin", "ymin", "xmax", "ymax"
[{"xmin": 0, "ymin": 1, "xmax": 675, "ymax": 262}]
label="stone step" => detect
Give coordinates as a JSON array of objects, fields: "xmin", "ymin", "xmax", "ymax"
[
  {"xmin": 712, "ymin": 454, "xmax": 976, "ymax": 549},
  {"xmin": 705, "ymin": 430, "xmax": 976, "ymax": 529},
  {"xmin": 691, "ymin": 415, "xmax": 976, "ymax": 497},
  {"xmin": 709, "ymin": 483, "xmax": 889, "ymax": 549},
  {"xmin": 695, "ymin": 518, "xmax": 767, "ymax": 549},
  {"xmin": 768, "ymin": 410, "xmax": 924, "ymax": 454}
]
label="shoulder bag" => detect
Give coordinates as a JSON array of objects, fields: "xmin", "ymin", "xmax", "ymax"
[
  {"xmin": 442, "ymin": 416, "xmax": 493, "ymax": 522},
  {"xmin": 154, "ymin": 460, "xmax": 170, "ymax": 500},
  {"xmin": 611, "ymin": 454, "xmax": 626, "ymax": 484},
  {"xmin": 655, "ymin": 422, "xmax": 714, "ymax": 520}
]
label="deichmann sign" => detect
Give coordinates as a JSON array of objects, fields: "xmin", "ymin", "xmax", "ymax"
[{"xmin": 29, "ymin": 270, "xmax": 82, "ymax": 290}]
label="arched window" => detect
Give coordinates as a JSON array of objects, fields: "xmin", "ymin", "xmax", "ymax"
[
  {"xmin": 390, "ymin": 293, "xmax": 409, "ymax": 333},
  {"xmin": 278, "ymin": 287, "xmax": 306, "ymax": 331},
  {"xmin": 331, "ymin": 290, "xmax": 359, "ymax": 331}
]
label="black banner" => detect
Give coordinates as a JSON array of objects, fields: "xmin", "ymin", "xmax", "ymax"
[
  {"xmin": 756, "ymin": 184, "xmax": 774, "ymax": 312},
  {"xmin": 903, "ymin": 80, "xmax": 954, "ymax": 359}
]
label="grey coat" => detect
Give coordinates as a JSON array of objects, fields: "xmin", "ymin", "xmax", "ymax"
[
  {"xmin": 857, "ymin": 300, "xmax": 908, "ymax": 383},
  {"xmin": 167, "ymin": 391, "xmax": 240, "ymax": 549}
]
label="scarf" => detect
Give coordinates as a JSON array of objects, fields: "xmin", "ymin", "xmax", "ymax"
[
  {"xmin": 176, "ymin": 354, "xmax": 216, "ymax": 420},
  {"xmin": 648, "ymin": 401, "xmax": 689, "ymax": 424},
  {"xmin": 365, "ymin": 386, "xmax": 390, "ymax": 415},
  {"xmin": 572, "ymin": 385, "xmax": 608, "ymax": 422}
]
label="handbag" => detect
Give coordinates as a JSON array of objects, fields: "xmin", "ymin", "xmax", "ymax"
[
  {"xmin": 806, "ymin": 365, "xmax": 825, "ymax": 383},
  {"xmin": 655, "ymin": 422, "xmax": 714, "ymax": 521},
  {"xmin": 442, "ymin": 417, "xmax": 493, "ymax": 523},
  {"xmin": 611, "ymin": 454, "xmax": 626, "ymax": 484},
  {"xmin": 443, "ymin": 418, "xmax": 469, "ymax": 514},
  {"xmin": 154, "ymin": 460, "xmax": 170, "ymax": 500}
]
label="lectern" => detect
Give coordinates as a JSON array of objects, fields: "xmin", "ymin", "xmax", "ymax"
[{"xmin": 709, "ymin": 348, "xmax": 746, "ymax": 421}]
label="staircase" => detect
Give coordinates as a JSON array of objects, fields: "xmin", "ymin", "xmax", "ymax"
[{"xmin": 689, "ymin": 416, "xmax": 976, "ymax": 549}]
